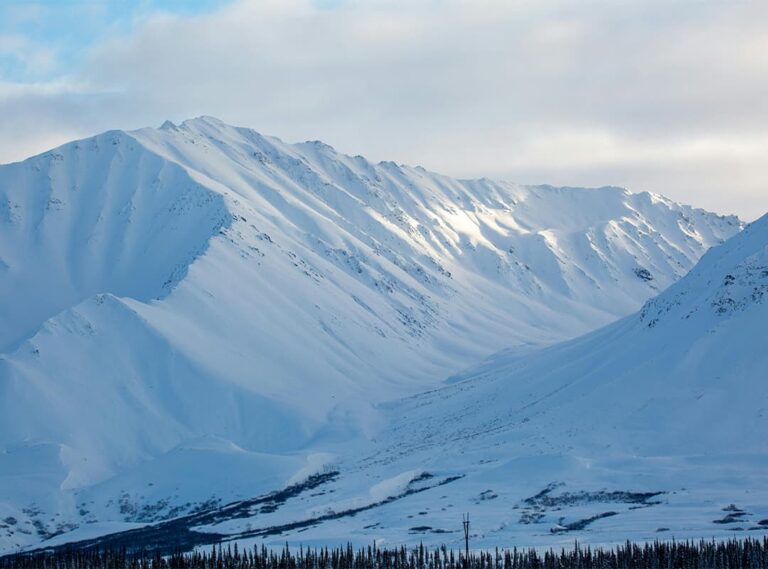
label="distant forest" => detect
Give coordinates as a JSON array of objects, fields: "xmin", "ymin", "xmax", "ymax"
[{"xmin": 3, "ymin": 538, "xmax": 768, "ymax": 569}]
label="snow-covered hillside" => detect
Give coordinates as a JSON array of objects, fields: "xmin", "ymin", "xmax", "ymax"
[
  {"xmin": 0, "ymin": 117, "xmax": 742, "ymax": 552},
  {"xmin": 75, "ymin": 212, "xmax": 765, "ymax": 556},
  {"xmin": 211, "ymin": 212, "xmax": 765, "ymax": 551}
]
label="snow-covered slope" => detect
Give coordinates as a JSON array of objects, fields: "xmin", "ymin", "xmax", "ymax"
[
  {"xmin": 383, "ymin": 212, "xmax": 768, "ymax": 458},
  {"xmin": 17, "ymin": 210, "xmax": 765, "ymax": 556},
  {"xmin": 0, "ymin": 117, "xmax": 741, "ymax": 551},
  {"xmin": 226, "ymin": 212, "xmax": 765, "ymax": 550}
]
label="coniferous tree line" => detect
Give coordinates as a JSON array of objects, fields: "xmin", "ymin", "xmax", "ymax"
[{"xmin": 2, "ymin": 538, "xmax": 768, "ymax": 569}]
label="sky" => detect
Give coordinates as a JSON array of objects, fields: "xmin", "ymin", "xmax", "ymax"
[{"xmin": 0, "ymin": 0, "xmax": 766, "ymax": 220}]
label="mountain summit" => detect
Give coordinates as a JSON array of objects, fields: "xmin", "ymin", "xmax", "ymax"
[{"xmin": 0, "ymin": 118, "xmax": 743, "ymax": 551}]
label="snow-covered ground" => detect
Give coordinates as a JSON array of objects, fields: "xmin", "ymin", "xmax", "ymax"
[{"xmin": 0, "ymin": 117, "xmax": 748, "ymax": 553}]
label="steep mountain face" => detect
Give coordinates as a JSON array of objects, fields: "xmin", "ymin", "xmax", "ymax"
[
  {"xmin": 381, "ymin": 213, "xmax": 768, "ymax": 459},
  {"xmin": 0, "ymin": 117, "xmax": 742, "ymax": 551}
]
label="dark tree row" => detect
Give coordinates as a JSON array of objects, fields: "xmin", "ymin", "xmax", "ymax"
[{"xmin": 2, "ymin": 538, "xmax": 768, "ymax": 569}]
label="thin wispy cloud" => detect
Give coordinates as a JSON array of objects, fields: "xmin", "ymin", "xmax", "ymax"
[{"xmin": 0, "ymin": 0, "xmax": 766, "ymax": 219}]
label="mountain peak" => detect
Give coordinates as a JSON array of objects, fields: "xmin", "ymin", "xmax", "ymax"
[
  {"xmin": 181, "ymin": 114, "xmax": 229, "ymax": 128},
  {"xmin": 159, "ymin": 119, "xmax": 178, "ymax": 131},
  {"xmin": 0, "ymin": 119, "xmax": 749, "ymax": 552}
]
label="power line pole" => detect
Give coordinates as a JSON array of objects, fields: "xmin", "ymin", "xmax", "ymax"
[{"xmin": 462, "ymin": 513, "xmax": 470, "ymax": 569}]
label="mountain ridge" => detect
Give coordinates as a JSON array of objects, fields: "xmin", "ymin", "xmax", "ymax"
[
  {"xmin": 167, "ymin": 211, "xmax": 767, "ymax": 551},
  {"xmin": 0, "ymin": 117, "xmax": 745, "ymax": 551}
]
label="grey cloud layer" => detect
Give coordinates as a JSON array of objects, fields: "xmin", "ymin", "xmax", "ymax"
[{"xmin": 1, "ymin": 0, "xmax": 766, "ymax": 219}]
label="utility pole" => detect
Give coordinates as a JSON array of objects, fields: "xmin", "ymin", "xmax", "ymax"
[{"xmin": 462, "ymin": 513, "xmax": 470, "ymax": 569}]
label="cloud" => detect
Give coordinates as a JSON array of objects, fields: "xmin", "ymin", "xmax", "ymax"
[
  {"xmin": 0, "ymin": 33, "xmax": 58, "ymax": 76},
  {"xmin": 0, "ymin": 0, "xmax": 766, "ymax": 219}
]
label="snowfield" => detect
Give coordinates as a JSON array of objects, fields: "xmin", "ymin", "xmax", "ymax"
[{"xmin": 0, "ymin": 117, "xmax": 753, "ymax": 553}]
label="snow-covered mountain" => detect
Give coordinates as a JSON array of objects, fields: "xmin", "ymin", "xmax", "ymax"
[
  {"xmin": 0, "ymin": 117, "xmax": 742, "ymax": 552},
  {"xmin": 382, "ymin": 211, "xmax": 768, "ymax": 460},
  {"xmin": 212, "ymin": 211, "xmax": 765, "ymax": 551},
  {"xmin": 64, "ymin": 210, "xmax": 766, "ymax": 556}
]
